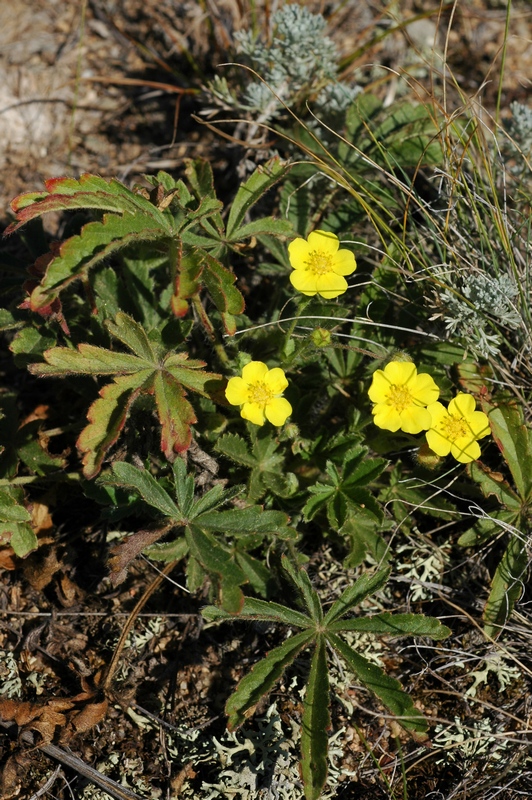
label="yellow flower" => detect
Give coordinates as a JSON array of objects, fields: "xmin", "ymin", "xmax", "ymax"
[
  {"xmin": 425, "ymin": 393, "xmax": 490, "ymax": 463},
  {"xmin": 368, "ymin": 361, "xmax": 440, "ymax": 434},
  {"xmin": 288, "ymin": 230, "xmax": 356, "ymax": 299},
  {"xmin": 225, "ymin": 361, "xmax": 292, "ymax": 427}
]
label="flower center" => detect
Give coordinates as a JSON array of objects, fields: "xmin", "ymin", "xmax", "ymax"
[
  {"xmin": 387, "ymin": 384, "xmax": 413, "ymax": 413},
  {"xmin": 306, "ymin": 249, "xmax": 333, "ymax": 276},
  {"xmin": 439, "ymin": 415, "xmax": 469, "ymax": 441},
  {"xmin": 247, "ymin": 380, "xmax": 274, "ymax": 406}
]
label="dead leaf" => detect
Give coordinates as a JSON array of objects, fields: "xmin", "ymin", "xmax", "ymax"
[
  {"xmin": 23, "ymin": 547, "xmax": 61, "ymax": 590},
  {"xmin": 66, "ymin": 699, "xmax": 108, "ymax": 736},
  {"xmin": 109, "ymin": 525, "xmax": 172, "ymax": 586}
]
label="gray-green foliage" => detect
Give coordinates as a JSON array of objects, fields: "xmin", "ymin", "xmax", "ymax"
[
  {"xmin": 440, "ymin": 272, "xmax": 521, "ymax": 358},
  {"xmin": 208, "ymin": 4, "xmax": 359, "ymax": 119}
]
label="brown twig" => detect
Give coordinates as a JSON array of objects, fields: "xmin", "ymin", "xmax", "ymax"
[{"xmin": 103, "ymin": 560, "xmax": 178, "ymax": 691}]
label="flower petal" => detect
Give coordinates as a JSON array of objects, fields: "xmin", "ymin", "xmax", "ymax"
[
  {"xmin": 383, "ymin": 361, "xmax": 417, "ymax": 386},
  {"xmin": 225, "ymin": 377, "xmax": 249, "ymax": 406},
  {"xmin": 426, "ymin": 402, "xmax": 447, "ymax": 427},
  {"xmin": 425, "ymin": 428, "xmax": 452, "ymax": 457},
  {"xmin": 264, "ymin": 367, "xmax": 288, "ymax": 394},
  {"xmin": 331, "ymin": 249, "xmax": 357, "ymax": 276},
  {"xmin": 307, "ymin": 230, "xmax": 339, "ymax": 253},
  {"xmin": 241, "ymin": 402, "xmax": 266, "ymax": 426},
  {"xmin": 265, "ymin": 397, "xmax": 292, "ymax": 426},
  {"xmin": 448, "ymin": 393, "xmax": 476, "ymax": 418},
  {"xmin": 450, "ymin": 438, "xmax": 481, "ymax": 463},
  {"xmin": 372, "ymin": 403, "xmax": 402, "ymax": 432},
  {"xmin": 288, "ymin": 237, "xmax": 311, "ymax": 269},
  {"xmin": 316, "ymin": 272, "xmax": 348, "ymax": 299},
  {"xmin": 411, "ymin": 373, "xmax": 440, "ymax": 405},
  {"xmin": 368, "ymin": 370, "xmax": 391, "ymax": 404},
  {"xmin": 242, "ymin": 361, "xmax": 268, "ymax": 383},
  {"xmin": 290, "ymin": 269, "xmax": 318, "ymax": 296},
  {"xmin": 467, "ymin": 411, "xmax": 490, "ymax": 439},
  {"xmin": 399, "ymin": 406, "xmax": 431, "ymax": 434}
]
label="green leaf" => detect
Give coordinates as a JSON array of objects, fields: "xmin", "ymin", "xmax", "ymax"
[
  {"xmin": 457, "ymin": 509, "xmax": 519, "ymax": 547},
  {"xmin": 30, "ymin": 344, "xmax": 149, "ymax": 376},
  {"xmin": 225, "ymin": 157, "xmax": 290, "ymax": 240},
  {"xmin": 190, "ymin": 483, "xmax": 244, "ymax": 518},
  {"xmin": 105, "ymin": 312, "xmax": 157, "ymax": 362},
  {"xmin": 8, "ymin": 174, "xmax": 171, "ymax": 230},
  {"xmin": 0, "ymin": 487, "xmax": 36, "ymax": 557},
  {"xmin": 282, "ymin": 556, "xmax": 322, "ymax": 623},
  {"xmin": 327, "ymin": 631, "xmax": 427, "ymax": 734},
  {"xmin": 143, "ymin": 536, "xmax": 188, "ymax": 563},
  {"xmin": 481, "ymin": 398, "xmax": 532, "ymax": 502},
  {"xmin": 202, "ymin": 596, "xmax": 312, "ymax": 629},
  {"xmin": 484, "ymin": 533, "xmax": 528, "ymax": 639},
  {"xmin": 324, "ymin": 568, "xmax": 391, "ymax": 626},
  {"xmin": 8, "ymin": 524, "xmax": 38, "ymax": 557},
  {"xmin": 234, "ymin": 551, "xmax": 273, "ymax": 598},
  {"xmin": 330, "ymin": 612, "xmax": 451, "ymax": 639},
  {"xmin": 467, "ymin": 461, "xmax": 522, "ymax": 510},
  {"xmin": 106, "ymin": 462, "xmax": 181, "ymax": 519},
  {"xmin": 197, "ymin": 506, "xmax": 293, "ymax": 537},
  {"xmin": 225, "ymin": 630, "xmax": 314, "ymax": 730},
  {"xmin": 340, "ymin": 517, "xmax": 389, "ymax": 569},
  {"xmin": 186, "ymin": 525, "xmax": 248, "ymax": 614},
  {"xmin": 201, "ymin": 253, "xmax": 245, "ymax": 316},
  {"xmin": 0, "ymin": 487, "xmax": 32, "ymax": 523},
  {"xmin": 300, "ymin": 637, "xmax": 330, "ymax": 800},
  {"xmin": 215, "ymin": 434, "xmax": 256, "ymax": 467},
  {"xmin": 227, "ymin": 216, "xmax": 293, "ymax": 243}
]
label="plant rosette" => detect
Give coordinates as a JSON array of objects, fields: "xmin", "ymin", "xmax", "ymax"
[
  {"xmin": 288, "ymin": 229, "xmax": 356, "ymax": 299},
  {"xmin": 425, "ymin": 393, "xmax": 490, "ymax": 463},
  {"xmin": 368, "ymin": 361, "xmax": 440, "ymax": 434},
  {"xmin": 225, "ymin": 361, "xmax": 292, "ymax": 427}
]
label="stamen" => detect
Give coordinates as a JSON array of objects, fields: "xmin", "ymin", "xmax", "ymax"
[
  {"xmin": 247, "ymin": 381, "xmax": 274, "ymax": 406},
  {"xmin": 305, "ymin": 250, "xmax": 333, "ymax": 276},
  {"xmin": 387, "ymin": 384, "xmax": 413, "ymax": 413}
]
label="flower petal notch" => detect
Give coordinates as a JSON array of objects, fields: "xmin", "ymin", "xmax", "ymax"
[
  {"xmin": 225, "ymin": 361, "xmax": 292, "ymax": 427},
  {"xmin": 369, "ymin": 361, "xmax": 440, "ymax": 434},
  {"xmin": 425, "ymin": 393, "xmax": 490, "ymax": 463},
  {"xmin": 288, "ymin": 230, "xmax": 356, "ymax": 299}
]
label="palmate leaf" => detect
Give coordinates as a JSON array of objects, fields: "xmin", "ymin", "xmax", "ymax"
[
  {"xmin": 30, "ymin": 313, "xmax": 221, "ymax": 477},
  {"xmin": 301, "ymin": 636, "xmax": 330, "ymax": 800}
]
